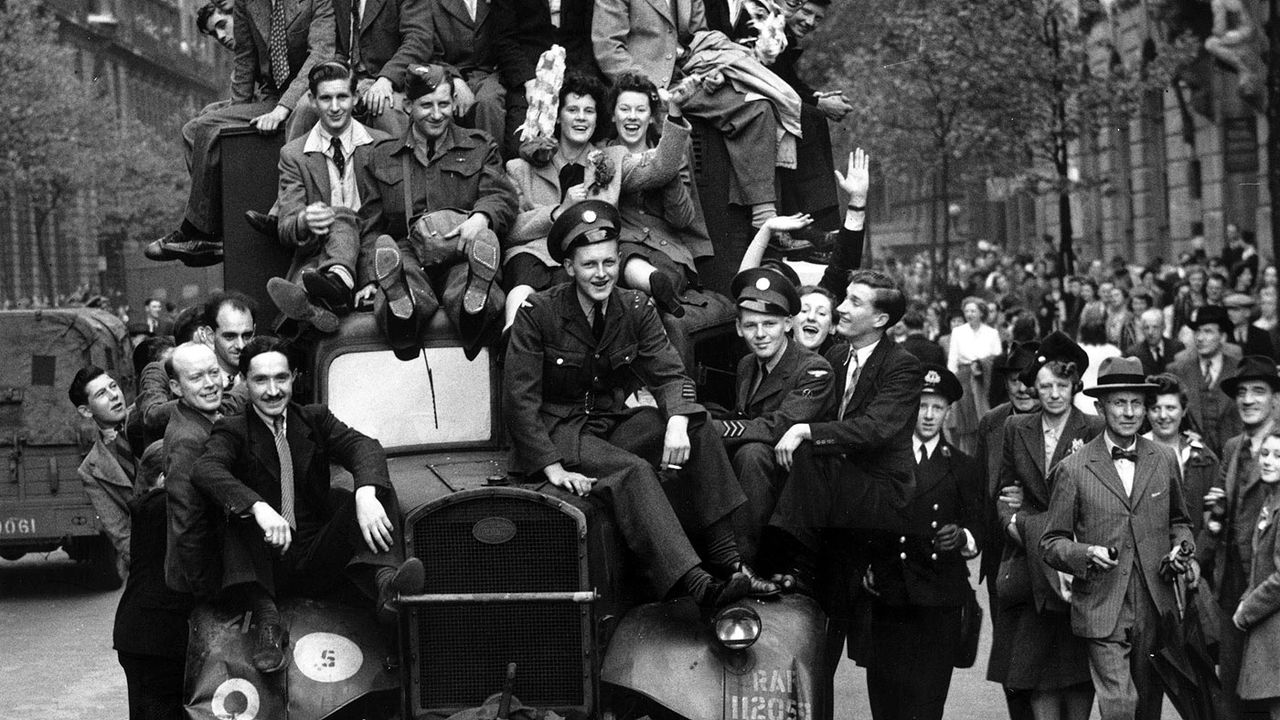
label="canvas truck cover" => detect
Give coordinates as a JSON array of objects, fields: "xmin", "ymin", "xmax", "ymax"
[{"xmin": 0, "ymin": 308, "xmax": 133, "ymax": 448}]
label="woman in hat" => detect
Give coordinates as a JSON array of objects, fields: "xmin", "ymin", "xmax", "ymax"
[
  {"xmin": 1234, "ymin": 430, "xmax": 1280, "ymax": 718},
  {"xmin": 503, "ymin": 72, "xmax": 692, "ymax": 331}
]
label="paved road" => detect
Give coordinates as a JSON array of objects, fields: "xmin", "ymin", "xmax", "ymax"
[{"xmin": 0, "ymin": 554, "xmax": 1179, "ymax": 720}]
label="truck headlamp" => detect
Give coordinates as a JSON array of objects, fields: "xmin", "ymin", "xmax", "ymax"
[{"xmin": 712, "ymin": 605, "xmax": 761, "ymax": 650}]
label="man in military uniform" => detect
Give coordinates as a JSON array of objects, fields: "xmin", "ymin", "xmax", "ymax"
[
  {"xmin": 863, "ymin": 364, "xmax": 982, "ymax": 720},
  {"xmin": 715, "ymin": 267, "xmax": 834, "ymax": 562},
  {"xmin": 503, "ymin": 200, "xmax": 776, "ymax": 607},
  {"xmin": 358, "ymin": 64, "xmax": 517, "ymax": 360}
]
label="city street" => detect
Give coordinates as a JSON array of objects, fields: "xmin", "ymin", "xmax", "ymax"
[{"xmin": 0, "ymin": 554, "xmax": 1178, "ymax": 719}]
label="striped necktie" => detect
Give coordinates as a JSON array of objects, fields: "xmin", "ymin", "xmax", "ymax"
[
  {"xmin": 273, "ymin": 416, "xmax": 296, "ymax": 528},
  {"xmin": 838, "ymin": 351, "xmax": 861, "ymax": 420}
]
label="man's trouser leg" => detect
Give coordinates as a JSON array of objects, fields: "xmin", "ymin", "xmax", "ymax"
[
  {"xmin": 681, "ymin": 89, "xmax": 778, "ymax": 207},
  {"xmin": 777, "ymin": 103, "xmax": 839, "ymax": 230},
  {"xmin": 181, "ymin": 100, "xmax": 277, "ymax": 236},
  {"xmin": 730, "ymin": 441, "xmax": 783, "ymax": 563},
  {"xmin": 1085, "ymin": 573, "xmax": 1162, "ymax": 720},
  {"xmin": 867, "ymin": 603, "xmax": 960, "ymax": 720},
  {"xmin": 464, "ymin": 71, "xmax": 508, "ymax": 150}
]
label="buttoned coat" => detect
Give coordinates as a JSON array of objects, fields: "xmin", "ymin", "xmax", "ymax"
[
  {"xmin": 427, "ymin": 0, "xmax": 497, "ymax": 73},
  {"xmin": 232, "ymin": 0, "xmax": 336, "ymax": 110},
  {"xmin": 975, "ymin": 401, "xmax": 1016, "ymax": 583},
  {"xmin": 592, "ymin": 0, "xmax": 707, "ymax": 87},
  {"xmin": 503, "ymin": 283, "xmax": 702, "ymax": 474},
  {"xmin": 1040, "ymin": 435, "xmax": 1194, "ymax": 639},
  {"xmin": 1177, "ymin": 434, "xmax": 1219, "ymax": 536},
  {"xmin": 1203, "ymin": 433, "xmax": 1273, "ymax": 605},
  {"xmin": 714, "ymin": 339, "xmax": 833, "ymax": 449},
  {"xmin": 1169, "ymin": 352, "xmax": 1240, "ymax": 455},
  {"xmin": 1126, "ymin": 337, "xmax": 1184, "ymax": 377},
  {"xmin": 997, "ymin": 407, "xmax": 1105, "ymax": 612},
  {"xmin": 78, "ymin": 437, "xmax": 136, "ymax": 571},
  {"xmin": 493, "ymin": 0, "xmax": 598, "ymax": 89},
  {"xmin": 162, "ymin": 402, "xmax": 220, "ymax": 598},
  {"xmin": 1236, "ymin": 485, "xmax": 1280, "ymax": 700},
  {"xmin": 333, "ymin": 0, "xmax": 431, "ymax": 87}
]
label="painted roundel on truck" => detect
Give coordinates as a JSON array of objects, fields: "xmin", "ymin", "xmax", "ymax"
[
  {"xmin": 293, "ymin": 632, "xmax": 364, "ymax": 683},
  {"xmin": 211, "ymin": 678, "xmax": 260, "ymax": 720}
]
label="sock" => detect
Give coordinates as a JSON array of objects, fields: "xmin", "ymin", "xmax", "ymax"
[
  {"xmin": 698, "ymin": 517, "xmax": 742, "ymax": 572},
  {"xmin": 750, "ymin": 202, "xmax": 777, "ymax": 229},
  {"xmin": 678, "ymin": 566, "xmax": 716, "ymax": 602}
]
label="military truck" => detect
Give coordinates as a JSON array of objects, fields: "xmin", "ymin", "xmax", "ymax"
[{"xmin": 0, "ymin": 307, "xmax": 134, "ymax": 589}]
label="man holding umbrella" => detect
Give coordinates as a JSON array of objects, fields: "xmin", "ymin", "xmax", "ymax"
[{"xmin": 1041, "ymin": 356, "xmax": 1196, "ymax": 720}]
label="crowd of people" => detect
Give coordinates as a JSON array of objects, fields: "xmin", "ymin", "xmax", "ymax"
[{"xmin": 53, "ymin": 0, "xmax": 1280, "ymax": 719}]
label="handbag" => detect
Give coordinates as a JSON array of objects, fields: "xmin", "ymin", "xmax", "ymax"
[
  {"xmin": 955, "ymin": 584, "xmax": 983, "ymax": 668},
  {"xmin": 402, "ymin": 153, "xmax": 468, "ymax": 267}
]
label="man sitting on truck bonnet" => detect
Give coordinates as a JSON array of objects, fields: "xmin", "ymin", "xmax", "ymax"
[
  {"xmin": 193, "ymin": 336, "xmax": 425, "ymax": 673},
  {"xmin": 70, "ymin": 366, "xmax": 138, "ymax": 578}
]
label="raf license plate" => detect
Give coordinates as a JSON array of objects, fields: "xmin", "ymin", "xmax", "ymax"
[{"xmin": 1, "ymin": 516, "xmax": 37, "ymax": 536}]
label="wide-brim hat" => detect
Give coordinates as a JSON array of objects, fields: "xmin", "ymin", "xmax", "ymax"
[
  {"xmin": 1082, "ymin": 356, "xmax": 1160, "ymax": 397},
  {"xmin": 1220, "ymin": 354, "xmax": 1280, "ymax": 397},
  {"xmin": 731, "ymin": 267, "xmax": 801, "ymax": 316},
  {"xmin": 994, "ymin": 340, "xmax": 1040, "ymax": 376},
  {"xmin": 1018, "ymin": 331, "xmax": 1088, "ymax": 386},
  {"xmin": 547, "ymin": 200, "xmax": 621, "ymax": 264},
  {"xmin": 1187, "ymin": 305, "xmax": 1234, "ymax": 335},
  {"xmin": 920, "ymin": 363, "xmax": 963, "ymax": 403}
]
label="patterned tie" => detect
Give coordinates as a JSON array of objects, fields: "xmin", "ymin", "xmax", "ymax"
[
  {"xmin": 1111, "ymin": 446, "xmax": 1138, "ymax": 462},
  {"xmin": 592, "ymin": 302, "xmax": 605, "ymax": 341},
  {"xmin": 269, "ymin": 0, "xmax": 290, "ymax": 89},
  {"xmin": 330, "ymin": 136, "xmax": 346, "ymax": 179},
  {"xmin": 273, "ymin": 416, "xmax": 296, "ymax": 528},
  {"xmin": 349, "ymin": 0, "xmax": 362, "ymax": 71},
  {"xmin": 1202, "ymin": 361, "xmax": 1214, "ymax": 388},
  {"xmin": 838, "ymin": 352, "xmax": 861, "ymax": 420}
]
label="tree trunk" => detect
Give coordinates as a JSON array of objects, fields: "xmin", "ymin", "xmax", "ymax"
[
  {"xmin": 1048, "ymin": 10, "xmax": 1076, "ymax": 275},
  {"xmin": 1268, "ymin": 0, "xmax": 1280, "ymax": 264},
  {"xmin": 940, "ymin": 156, "xmax": 952, "ymax": 295}
]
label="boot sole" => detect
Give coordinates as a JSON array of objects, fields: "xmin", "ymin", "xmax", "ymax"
[
  {"xmin": 268, "ymin": 278, "xmax": 339, "ymax": 333},
  {"xmin": 374, "ymin": 239, "xmax": 413, "ymax": 320},
  {"xmin": 463, "ymin": 236, "xmax": 499, "ymax": 316}
]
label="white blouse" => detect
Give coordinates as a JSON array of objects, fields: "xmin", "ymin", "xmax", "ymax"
[{"xmin": 947, "ymin": 323, "xmax": 1002, "ymax": 372}]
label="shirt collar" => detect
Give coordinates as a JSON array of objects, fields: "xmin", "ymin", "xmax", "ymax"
[
  {"xmin": 576, "ymin": 292, "xmax": 608, "ymax": 323},
  {"xmin": 402, "ymin": 123, "xmax": 459, "ymax": 165},
  {"xmin": 913, "ymin": 434, "xmax": 940, "ymax": 458},
  {"xmin": 1041, "ymin": 410, "xmax": 1070, "ymax": 435},
  {"xmin": 851, "ymin": 339, "xmax": 879, "ymax": 367},
  {"xmin": 760, "ymin": 338, "xmax": 788, "ymax": 373},
  {"xmin": 1104, "ymin": 432, "xmax": 1137, "ymax": 454},
  {"xmin": 252, "ymin": 406, "xmax": 286, "ymax": 433},
  {"xmin": 304, "ymin": 120, "xmax": 373, "ymax": 155}
]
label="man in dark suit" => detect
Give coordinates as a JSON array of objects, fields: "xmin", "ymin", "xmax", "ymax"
[
  {"xmin": 990, "ymin": 331, "xmax": 1103, "ymax": 716},
  {"xmin": 974, "ymin": 340, "xmax": 1039, "ymax": 720},
  {"xmin": 714, "ymin": 267, "xmax": 834, "ymax": 561},
  {"xmin": 504, "ymin": 200, "xmax": 769, "ymax": 606},
  {"xmin": 333, "ymin": 0, "xmax": 431, "ymax": 136},
  {"xmin": 1125, "ymin": 308, "xmax": 1182, "ymax": 376},
  {"xmin": 267, "ymin": 63, "xmax": 392, "ymax": 332},
  {"xmin": 1170, "ymin": 305, "xmax": 1241, "ymax": 455},
  {"xmin": 148, "ymin": 0, "xmax": 336, "ymax": 266},
  {"xmin": 900, "ymin": 310, "xmax": 946, "ymax": 367},
  {"xmin": 426, "ymin": 0, "xmax": 506, "ymax": 147},
  {"xmin": 1202, "ymin": 356, "xmax": 1280, "ymax": 716},
  {"xmin": 1225, "ymin": 293, "xmax": 1277, "ymax": 360},
  {"xmin": 193, "ymin": 336, "xmax": 423, "ymax": 673},
  {"xmin": 163, "ymin": 342, "xmax": 227, "ymax": 600},
  {"xmin": 863, "ymin": 365, "xmax": 982, "ymax": 720},
  {"xmin": 1042, "ymin": 356, "xmax": 1195, "ymax": 720}
]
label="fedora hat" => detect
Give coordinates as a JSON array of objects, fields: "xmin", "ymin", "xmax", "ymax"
[
  {"xmin": 1082, "ymin": 356, "xmax": 1160, "ymax": 398},
  {"xmin": 1220, "ymin": 354, "xmax": 1280, "ymax": 397},
  {"xmin": 1186, "ymin": 305, "xmax": 1234, "ymax": 335}
]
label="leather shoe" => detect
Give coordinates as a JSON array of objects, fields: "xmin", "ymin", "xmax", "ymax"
[
  {"xmin": 267, "ymin": 277, "xmax": 339, "ymax": 333},
  {"xmin": 377, "ymin": 558, "xmax": 426, "ymax": 624},
  {"xmin": 736, "ymin": 562, "xmax": 781, "ymax": 599},
  {"xmin": 245, "ymin": 210, "xmax": 278, "ymax": 239},
  {"xmin": 692, "ymin": 572, "xmax": 751, "ymax": 609},
  {"xmin": 649, "ymin": 271, "xmax": 685, "ymax": 318},
  {"xmin": 462, "ymin": 231, "xmax": 500, "ymax": 316},
  {"xmin": 302, "ymin": 268, "xmax": 352, "ymax": 314},
  {"xmin": 373, "ymin": 235, "xmax": 414, "ymax": 320},
  {"xmin": 252, "ymin": 622, "xmax": 288, "ymax": 674},
  {"xmin": 145, "ymin": 230, "xmax": 223, "ymax": 267}
]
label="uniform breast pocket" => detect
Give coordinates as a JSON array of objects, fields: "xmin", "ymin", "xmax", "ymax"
[
  {"xmin": 441, "ymin": 152, "xmax": 484, "ymax": 181},
  {"xmin": 608, "ymin": 342, "xmax": 639, "ymax": 371},
  {"xmin": 369, "ymin": 162, "xmax": 404, "ymax": 189},
  {"xmin": 544, "ymin": 345, "xmax": 586, "ymax": 391}
]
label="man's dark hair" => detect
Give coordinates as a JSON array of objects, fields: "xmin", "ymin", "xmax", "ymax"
[
  {"xmin": 557, "ymin": 73, "xmax": 609, "ymax": 142},
  {"xmin": 68, "ymin": 366, "xmax": 107, "ymax": 407},
  {"xmin": 172, "ymin": 305, "xmax": 202, "ymax": 344},
  {"xmin": 134, "ymin": 336, "xmax": 174, "ymax": 377},
  {"xmin": 902, "ymin": 310, "xmax": 925, "ymax": 330},
  {"xmin": 238, "ymin": 335, "xmax": 295, "ymax": 378},
  {"xmin": 201, "ymin": 291, "xmax": 257, "ymax": 331},
  {"xmin": 849, "ymin": 269, "xmax": 906, "ymax": 329},
  {"xmin": 1207, "ymin": 272, "xmax": 1227, "ymax": 286},
  {"xmin": 1078, "ymin": 320, "xmax": 1108, "ymax": 345},
  {"xmin": 196, "ymin": 2, "xmax": 219, "ymax": 35},
  {"xmin": 308, "ymin": 60, "xmax": 356, "ymax": 96},
  {"xmin": 805, "ymin": 0, "xmax": 833, "ymax": 7}
]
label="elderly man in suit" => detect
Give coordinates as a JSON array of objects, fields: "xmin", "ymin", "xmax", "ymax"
[
  {"xmin": 863, "ymin": 364, "xmax": 983, "ymax": 720},
  {"xmin": 333, "ymin": 0, "xmax": 431, "ymax": 137},
  {"xmin": 1202, "ymin": 355, "xmax": 1280, "ymax": 716},
  {"xmin": 425, "ymin": 0, "xmax": 507, "ymax": 148},
  {"xmin": 1125, "ymin": 308, "xmax": 1182, "ymax": 377},
  {"xmin": 714, "ymin": 267, "xmax": 834, "ymax": 561},
  {"xmin": 71, "ymin": 367, "xmax": 138, "ymax": 580},
  {"xmin": 504, "ymin": 200, "xmax": 771, "ymax": 607},
  {"xmin": 1041, "ymin": 356, "xmax": 1195, "ymax": 720},
  {"xmin": 992, "ymin": 331, "xmax": 1103, "ymax": 720},
  {"xmin": 148, "ymin": 0, "xmax": 335, "ymax": 267},
  {"xmin": 266, "ymin": 62, "xmax": 392, "ymax": 332},
  {"xmin": 193, "ymin": 336, "xmax": 424, "ymax": 673},
  {"xmin": 1170, "ymin": 305, "xmax": 1241, "ymax": 455}
]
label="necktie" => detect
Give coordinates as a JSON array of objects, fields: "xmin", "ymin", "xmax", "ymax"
[
  {"xmin": 917, "ymin": 445, "xmax": 926, "ymax": 464},
  {"xmin": 1111, "ymin": 446, "xmax": 1138, "ymax": 462},
  {"xmin": 269, "ymin": 0, "xmax": 290, "ymax": 89},
  {"xmin": 591, "ymin": 302, "xmax": 605, "ymax": 341},
  {"xmin": 1152, "ymin": 344, "xmax": 1160, "ymax": 364},
  {"xmin": 750, "ymin": 362, "xmax": 769, "ymax": 402},
  {"xmin": 349, "ymin": 0, "xmax": 362, "ymax": 71},
  {"xmin": 273, "ymin": 417, "xmax": 296, "ymax": 528},
  {"xmin": 111, "ymin": 426, "xmax": 136, "ymax": 480},
  {"xmin": 1202, "ymin": 361, "xmax": 1214, "ymax": 388},
  {"xmin": 839, "ymin": 352, "xmax": 861, "ymax": 420},
  {"xmin": 330, "ymin": 136, "xmax": 346, "ymax": 179}
]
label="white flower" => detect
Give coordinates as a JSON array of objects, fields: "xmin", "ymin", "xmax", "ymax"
[{"xmin": 1069, "ymin": 438, "xmax": 1085, "ymax": 455}]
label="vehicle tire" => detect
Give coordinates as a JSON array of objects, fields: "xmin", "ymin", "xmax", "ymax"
[
  {"xmin": 0, "ymin": 548, "xmax": 25, "ymax": 561},
  {"xmin": 68, "ymin": 535, "xmax": 124, "ymax": 590}
]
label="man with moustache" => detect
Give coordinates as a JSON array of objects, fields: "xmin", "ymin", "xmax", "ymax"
[
  {"xmin": 1202, "ymin": 355, "xmax": 1280, "ymax": 716},
  {"xmin": 1170, "ymin": 306, "xmax": 1240, "ymax": 455},
  {"xmin": 504, "ymin": 200, "xmax": 774, "ymax": 607},
  {"xmin": 194, "ymin": 336, "xmax": 423, "ymax": 672},
  {"xmin": 1041, "ymin": 357, "xmax": 1194, "ymax": 720},
  {"xmin": 163, "ymin": 342, "xmax": 227, "ymax": 598},
  {"xmin": 974, "ymin": 340, "xmax": 1040, "ymax": 720},
  {"xmin": 70, "ymin": 367, "xmax": 138, "ymax": 578},
  {"xmin": 715, "ymin": 267, "xmax": 834, "ymax": 561}
]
